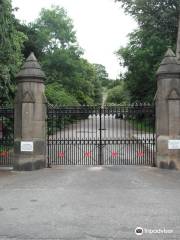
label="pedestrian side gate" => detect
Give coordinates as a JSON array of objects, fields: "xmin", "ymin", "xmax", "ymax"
[
  {"xmin": 47, "ymin": 104, "xmax": 155, "ymax": 166},
  {"xmin": 0, "ymin": 107, "xmax": 14, "ymax": 166}
]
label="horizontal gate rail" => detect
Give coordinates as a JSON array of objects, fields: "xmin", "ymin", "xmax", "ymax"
[
  {"xmin": 47, "ymin": 104, "xmax": 155, "ymax": 166},
  {"xmin": 0, "ymin": 107, "xmax": 14, "ymax": 167},
  {"xmin": 48, "ymin": 139, "xmax": 155, "ymax": 144}
]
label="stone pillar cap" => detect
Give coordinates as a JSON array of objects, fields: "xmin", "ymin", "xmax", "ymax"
[
  {"xmin": 156, "ymin": 48, "xmax": 180, "ymax": 76},
  {"xmin": 16, "ymin": 52, "xmax": 45, "ymax": 82}
]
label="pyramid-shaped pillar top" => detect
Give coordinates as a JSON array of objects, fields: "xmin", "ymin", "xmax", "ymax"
[
  {"xmin": 16, "ymin": 52, "xmax": 46, "ymax": 83},
  {"xmin": 156, "ymin": 48, "xmax": 180, "ymax": 76}
]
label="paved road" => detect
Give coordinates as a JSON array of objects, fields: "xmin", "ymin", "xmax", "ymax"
[
  {"xmin": 50, "ymin": 115, "xmax": 136, "ymax": 140},
  {"xmin": 0, "ymin": 166, "xmax": 180, "ymax": 239}
]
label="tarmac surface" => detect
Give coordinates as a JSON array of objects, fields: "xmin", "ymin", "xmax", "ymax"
[{"xmin": 0, "ymin": 166, "xmax": 180, "ymax": 240}]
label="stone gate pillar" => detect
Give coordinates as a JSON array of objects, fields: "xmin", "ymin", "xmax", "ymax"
[
  {"xmin": 156, "ymin": 48, "xmax": 180, "ymax": 170},
  {"xmin": 14, "ymin": 53, "xmax": 47, "ymax": 170}
]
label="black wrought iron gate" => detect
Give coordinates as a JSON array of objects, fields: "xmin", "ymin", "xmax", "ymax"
[
  {"xmin": 47, "ymin": 104, "xmax": 155, "ymax": 166},
  {"xmin": 0, "ymin": 107, "xmax": 14, "ymax": 166}
]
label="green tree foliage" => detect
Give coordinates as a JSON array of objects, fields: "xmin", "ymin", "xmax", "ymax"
[
  {"xmin": 115, "ymin": 0, "xmax": 180, "ymax": 102},
  {"xmin": 93, "ymin": 64, "xmax": 110, "ymax": 87},
  {"xmin": 0, "ymin": 0, "xmax": 26, "ymax": 105},
  {"xmin": 106, "ymin": 82, "xmax": 129, "ymax": 104},
  {"xmin": 45, "ymin": 83, "xmax": 79, "ymax": 106},
  {"xmin": 22, "ymin": 6, "xmax": 104, "ymax": 105},
  {"xmin": 107, "ymin": 78, "xmax": 123, "ymax": 89},
  {"xmin": 0, "ymin": 4, "xmax": 108, "ymax": 106},
  {"xmin": 16, "ymin": 23, "xmax": 42, "ymax": 59},
  {"xmin": 35, "ymin": 6, "xmax": 77, "ymax": 51}
]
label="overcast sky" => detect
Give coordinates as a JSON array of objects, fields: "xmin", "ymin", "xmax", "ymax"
[{"xmin": 12, "ymin": 0, "xmax": 137, "ymax": 79}]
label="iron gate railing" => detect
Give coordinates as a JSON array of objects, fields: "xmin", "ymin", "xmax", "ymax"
[
  {"xmin": 47, "ymin": 104, "xmax": 155, "ymax": 166},
  {"xmin": 0, "ymin": 107, "xmax": 14, "ymax": 166}
]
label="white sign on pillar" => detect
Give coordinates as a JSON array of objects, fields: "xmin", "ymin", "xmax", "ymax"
[
  {"xmin": 168, "ymin": 140, "xmax": 180, "ymax": 150},
  {"xmin": 21, "ymin": 141, "xmax": 34, "ymax": 152}
]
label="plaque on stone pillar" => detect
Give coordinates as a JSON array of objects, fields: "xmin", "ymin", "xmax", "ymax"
[
  {"xmin": 21, "ymin": 141, "xmax": 34, "ymax": 152},
  {"xmin": 168, "ymin": 140, "xmax": 180, "ymax": 149}
]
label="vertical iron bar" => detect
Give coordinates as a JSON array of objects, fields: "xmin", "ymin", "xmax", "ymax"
[{"xmin": 99, "ymin": 106, "xmax": 102, "ymax": 165}]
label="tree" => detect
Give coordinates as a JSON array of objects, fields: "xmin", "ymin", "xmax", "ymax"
[
  {"xmin": 1, "ymin": 4, "xmax": 103, "ymax": 106},
  {"xmin": 106, "ymin": 82, "xmax": 129, "ymax": 104},
  {"xmin": 45, "ymin": 83, "xmax": 79, "ymax": 106},
  {"xmin": 115, "ymin": 0, "xmax": 180, "ymax": 102},
  {"xmin": 18, "ymin": 6, "xmax": 103, "ymax": 106},
  {"xmin": 116, "ymin": 0, "xmax": 179, "ymax": 35},
  {"xmin": 0, "ymin": 0, "xmax": 26, "ymax": 105},
  {"xmin": 33, "ymin": 6, "xmax": 78, "ymax": 52},
  {"xmin": 41, "ymin": 47, "xmax": 102, "ymax": 105},
  {"xmin": 32, "ymin": 6, "xmax": 103, "ymax": 105},
  {"xmin": 93, "ymin": 64, "xmax": 109, "ymax": 87},
  {"xmin": 16, "ymin": 23, "xmax": 43, "ymax": 59}
]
